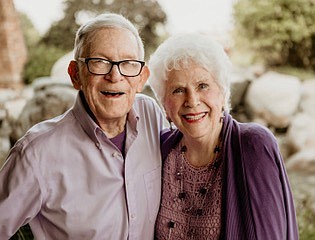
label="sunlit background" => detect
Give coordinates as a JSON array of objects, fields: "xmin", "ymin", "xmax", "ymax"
[
  {"xmin": 1, "ymin": 0, "xmax": 315, "ymax": 239},
  {"xmin": 13, "ymin": 0, "xmax": 235, "ymax": 35}
]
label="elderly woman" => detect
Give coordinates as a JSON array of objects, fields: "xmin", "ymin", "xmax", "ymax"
[{"xmin": 148, "ymin": 33, "xmax": 298, "ymax": 240}]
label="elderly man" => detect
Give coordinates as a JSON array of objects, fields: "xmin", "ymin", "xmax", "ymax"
[{"xmin": 0, "ymin": 13, "xmax": 163, "ymax": 239}]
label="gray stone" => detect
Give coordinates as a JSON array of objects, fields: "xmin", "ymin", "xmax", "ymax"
[{"xmin": 245, "ymin": 71, "xmax": 301, "ymax": 128}]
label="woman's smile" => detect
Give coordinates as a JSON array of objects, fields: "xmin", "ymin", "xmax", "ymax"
[{"xmin": 182, "ymin": 112, "xmax": 207, "ymax": 123}]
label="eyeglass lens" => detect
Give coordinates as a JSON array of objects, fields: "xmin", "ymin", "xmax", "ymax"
[{"xmin": 88, "ymin": 59, "xmax": 143, "ymax": 76}]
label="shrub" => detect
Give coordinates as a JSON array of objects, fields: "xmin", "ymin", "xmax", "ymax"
[
  {"xmin": 23, "ymin": 43, "xmax": 66, "ymax": 85},
  {"xmin": 296, "ymin": 195, "xmax": 315, "ymax": 239},
  {"xmin": 233, "ymin": 0, "xmax": 315, "ymax": 70}
]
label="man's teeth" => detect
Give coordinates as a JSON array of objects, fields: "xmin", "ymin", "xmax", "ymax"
[
  {"xmin": 184, "ymin": 113, "xmax": 206, "ymax": 120},
  {"xmin": 102, "ymin": 91, "xmax": 124, "ymax": 96}
]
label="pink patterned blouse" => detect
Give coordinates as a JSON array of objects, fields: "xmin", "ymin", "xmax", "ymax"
[{"xmin": 155, "ymin": 142, "xmax": 224, "ymax": 240}]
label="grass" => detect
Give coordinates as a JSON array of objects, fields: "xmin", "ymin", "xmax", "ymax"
[{"xmin": 296, "ymin": 195, "xmax": 315, "ymax": 239}]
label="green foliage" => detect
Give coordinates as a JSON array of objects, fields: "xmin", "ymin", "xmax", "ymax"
[
  {"xmin": 270, "ymin": 66, "xmax": 315, "ymax": 80},
  {"xmin": 23, "ymin": 44, "xmax": 66, "ymax": 84},
  {"xmin": 40, "ymin": 0, "xmax": 168, "ymax": 58},
  {"xmin": 18, "ymin": 13, "xmax": 41, "ymax": 49},
  {"xmin": 233, "ymin": 0, "xmax": 315, "ymax": 70},
  {"xmin": 19, "ymin": 0, "xmax": 167, "ymax": 85},
  {"xmin": 296, "ymin": 195, "xmax": 315, "ymax": 239},
  {"xmin": 18, "ymin": 12, "xmax": 66, "ymax": 84}
]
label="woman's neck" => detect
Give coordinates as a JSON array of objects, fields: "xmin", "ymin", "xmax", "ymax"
[{"xmin": 182, "ymin": 123, "xmax": 223, "ymax": 167}]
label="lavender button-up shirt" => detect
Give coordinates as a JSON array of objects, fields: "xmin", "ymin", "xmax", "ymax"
[{"xmin": 0, "ymin": 93, "xmax": 164, "ymax": 240}]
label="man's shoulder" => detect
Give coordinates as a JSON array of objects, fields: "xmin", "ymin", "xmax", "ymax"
[
  {"xmin": 133, "ymin": 93, "xmax": 162, "ymax": 113},
  {"xmin": 134, "ymin": 93, "xmax": 158, "ymax": 104},
  {"xmin": 17, "ymin": 110, "xmax": 75, "ymax": 147}
]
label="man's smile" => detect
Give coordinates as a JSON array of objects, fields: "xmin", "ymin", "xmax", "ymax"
[{"xmin": 100, "ymin": 90, "xmax": 125, "ymax": 97}]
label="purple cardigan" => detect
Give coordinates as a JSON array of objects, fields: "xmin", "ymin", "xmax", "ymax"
[{"xmin": 161, "ymin": 113, "xmax": 299, "ymax": 240}]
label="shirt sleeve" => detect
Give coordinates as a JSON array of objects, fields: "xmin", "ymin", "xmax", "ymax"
[{"xmin": 0, "ymin": 141, "xmax": 43, "ymax": 238}]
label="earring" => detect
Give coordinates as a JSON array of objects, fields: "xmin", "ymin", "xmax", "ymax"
[
  {"xmin": 166, "ymin": 116, "xmax": 174, "ymax": 132},
  {"xmin": 220, "ymin": 107, "xmax": 225, "ymax": 123}
]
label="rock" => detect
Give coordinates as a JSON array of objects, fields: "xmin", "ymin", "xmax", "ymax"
[
  {"xmin": 245, "ymin": 71, "xmax": 301, "ymax": 128},
  {"xmin": 32, "ymin": 76, "xmax": 72, "ymax": 91},
  {"xmin": 300, "ymin": 79, "xmax": 315, "ymax": 118},
  {"xmin": 286, "ymin": 149, "xmax": 315, "ymax": 173},
  {"xmin": 11, "ymin": 85, "xmax": 77, "ymax": 142},
  {"xmin": 50, "ymin": 51, "xmax": 74, "ymax": 83},
  {"xmin": 0, "ymin": 88, "xmax": 20, "ymax": 104},
  {"xmin": 286, "ymin": 113, "xmax": 315, "ymax": 153},
  {"xmin": 0, "ymin": 108, "xmax": 11, "ymax": 167},
  {"xmin": 0, "ymin": 137, "xmax": 10, "ymax": 167},
  {"xmin": 229, "ymin": 67, "xmax": 251, "ymax": 109}
]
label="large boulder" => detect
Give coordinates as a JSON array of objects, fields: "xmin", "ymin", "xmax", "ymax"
[
  {"xmin": 286, "ymin": 113, "xmax": 315, "ymax": 153},
  {"xmin": 245, "ymin": 71, "xmax": 301, "ymax": 128},
  {"xmin": 286, "ymin": 149, "xmax": 315, "ymax": 173},
  {"xmin": 300, "ymin": 79, "xmax": 315, "ymax": 118},
  {"xmin": 50, "ymin": 51, "xmax": 74, "ymax": 83},
  {"xmin": 11, "ymin": 78, "xmax": 77, "ymax": 143}
]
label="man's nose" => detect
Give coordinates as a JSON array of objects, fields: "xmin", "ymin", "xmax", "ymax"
[{"xmin": 106, "ymin": 65, "xmax": 123, "ymax": 82}]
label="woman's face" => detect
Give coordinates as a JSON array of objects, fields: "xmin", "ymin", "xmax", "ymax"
[{"xmin": 163, "ymin": 62, "xmax": 225, "ymax": 140}]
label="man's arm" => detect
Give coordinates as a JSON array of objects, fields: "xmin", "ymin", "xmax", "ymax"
[{"xmin": 0, "ymin": 142, "xmax": 42, "ymax": 238}]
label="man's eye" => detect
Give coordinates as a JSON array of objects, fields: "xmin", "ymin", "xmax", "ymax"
[{"xmin": 172, "ymin": 88, "xmax": 184, "ymax": 94}]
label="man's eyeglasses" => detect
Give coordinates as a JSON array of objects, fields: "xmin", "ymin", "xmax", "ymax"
[{"xmin": 77, "ymin": 57, "xmax": 145, "ymax": 77}]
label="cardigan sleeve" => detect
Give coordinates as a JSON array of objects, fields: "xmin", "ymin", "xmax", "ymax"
[{"xmin": 239, "ymin": 123, "xmax": 299, "ymax": 240}]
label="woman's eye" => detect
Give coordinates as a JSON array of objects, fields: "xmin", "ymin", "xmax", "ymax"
[{"xmin": 199, "ymin": 83, "xmax": 209, "ymax": 89}]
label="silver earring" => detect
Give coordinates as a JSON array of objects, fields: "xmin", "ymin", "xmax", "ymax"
[
  {"xmin": 220, "ymin": 107, "xmax": 225, "ymax": 123},
  {"xmin": 167, "ymin": 117, "xmax": 174, "ymax": 132}
]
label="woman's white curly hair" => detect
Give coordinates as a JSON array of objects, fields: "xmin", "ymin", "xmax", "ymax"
[{"xmin": 148, "ymin": 33, "xmax": 232, "ymax": 112}]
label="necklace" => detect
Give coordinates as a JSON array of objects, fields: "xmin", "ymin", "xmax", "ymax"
[
  {"xmin": 167, "ymin": 136, "xmax": 223, "ymax": 239},
  {"xmin": 178, "ymin": 142, "xmax": 222, "ymax": 211}
]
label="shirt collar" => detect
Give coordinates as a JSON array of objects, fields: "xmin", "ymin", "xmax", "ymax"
[
  {"xmin": 72, "ymin": 92, "xmax": 100, "ymax": 144},
  {"xmin": 72, "ymin": 91, "xmax": 140, "ymax": 143}
]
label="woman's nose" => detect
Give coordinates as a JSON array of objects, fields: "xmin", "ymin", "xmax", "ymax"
[{"xmin": 184, "ymin": 91, "xmax": 200, "ymax": 108}]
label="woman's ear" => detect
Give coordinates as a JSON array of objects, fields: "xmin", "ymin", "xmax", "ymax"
[
  {"xmin": 136, "ymin": 65, "xmax": 150, "ymax": 93},
  {"xmin": 68, "ymin": 60, "xmax": 81, "ymax": 90}
]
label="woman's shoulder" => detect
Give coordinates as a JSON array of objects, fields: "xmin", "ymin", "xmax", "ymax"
[
  {"xmin": 160, "ymin": 129, "xmax": 183, "ymax": 161},
  {"xmin": 236, "ymin": 121, "xmax": 277, "ymax": 146},
  {"xmin": 232, "ymin": 121, "xmax": 281, "ymax": 166}
]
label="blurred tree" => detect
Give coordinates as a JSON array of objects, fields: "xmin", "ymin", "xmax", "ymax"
[
  {"xmin": 19, "ymin": 12, "xmax": 41, "ymax": 49},
  {"xmin": 233, "ymin": 0, "xmax": 315, "ymax": 70},
  {"xmin": 23, "ymin": 43, "xmax": 66, "ymax": 84},
  {"xmin": 18, "ymin": 12, "xmax": 67, "ymax": 84},
  {"xmin": 41, "ymin": 0, "xmax": 168, "ymax": 59}
]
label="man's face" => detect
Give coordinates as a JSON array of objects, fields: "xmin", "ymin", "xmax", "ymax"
[{"xmin": 71, "ymin": 28, "xmax": 148, "ymax": 130}]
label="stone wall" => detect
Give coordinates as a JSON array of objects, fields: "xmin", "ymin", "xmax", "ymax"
[{"xmin": 0, "ymin": 0, "xmax": 27, "ymax": 88}]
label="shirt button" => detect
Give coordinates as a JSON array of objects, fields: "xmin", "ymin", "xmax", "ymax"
[
  {"xmin": 112, "ymin": 152, "xmax": 119, "ymax": 158},
  {"xmin": 131, "ymin": 214, "xmax": 136, "ymax": 219},
  {"xmin": 95, "ymin": 142, "xmax": 101, "ymax": 149}
]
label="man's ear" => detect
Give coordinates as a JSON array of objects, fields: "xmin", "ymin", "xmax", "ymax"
[
  {"xmin": 136, "ymin": 65, "xmax": 150, "ymax": 93},
  {"xmin": 68, "ymin": 60, "xmax": 81, "ymax": 90}
]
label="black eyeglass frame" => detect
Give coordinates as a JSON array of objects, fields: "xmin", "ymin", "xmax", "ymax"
[{"xmin": 77, "ymin": 57, "xmax": 145, "ymax": 77}]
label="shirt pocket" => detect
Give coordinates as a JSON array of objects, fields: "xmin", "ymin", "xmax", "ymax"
[{"xmin": 144, "ymin": 166, "xmax": 162, "ymax": 221}]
